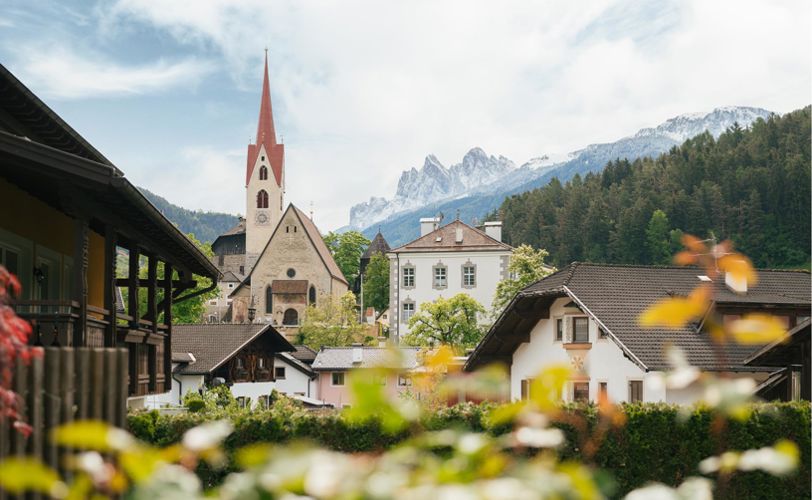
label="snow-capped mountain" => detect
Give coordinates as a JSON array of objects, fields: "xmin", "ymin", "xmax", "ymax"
[
  {"xmin": 349, "ymin": 147, "xmax": 515, "ymax": 229},
  {"xmin": 346, "ymin": 106, "xmax": 773, "ymax": 238}
]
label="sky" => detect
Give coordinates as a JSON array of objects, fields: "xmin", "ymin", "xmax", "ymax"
[{"xmin": 1, "ymin": 0, "xmax": 809, "ymax": 231}]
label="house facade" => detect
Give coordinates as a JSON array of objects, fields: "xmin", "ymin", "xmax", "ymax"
[
  {"xmin": 465, "ymin": 263, "xmax": 811, "ymax": 404},
  {"xmin": 229, "ymin": 204, "xmax": 348, "ymax": 333},
  {"xmin": 388, "ymin": 218, "xmax": 512, "ymax": 343},
  {"xmin": 312, "ymin": 346, "xmax": 420, "ymax": 407},
  {"xmin": 0, "ymin": 63, "xmax": 220, "ymax": 405}
]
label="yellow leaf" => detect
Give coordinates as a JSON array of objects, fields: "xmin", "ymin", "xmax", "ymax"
[
  {"xmin": 425, "ymin": 345, "xmax": 455, "ymax": 372},
  {"xmin": 530, "ymin": 363, "xmax": 571, "ymax": 411},
  {"xmin": 728, "ymin": 314, "xmax": 787, "ymax": 344},
  {"xmin": 673, "ymin": 250, "xmax": 697, "ymax": 265},
  {"xmin": 775, "ymin": 439, "xmax": 800, "ymax": 466},
  {"xmin": 486, "ymin": 401, "xmax": 525, "ymax": 426},
  {"xmin": 639, "ymin": 287, "xmax": 710, "ymax": 328},
  {"xmin": 120, "ymin": 446, "xmax": 165, "ymax": 483},
  {"xmin": 51, "ymin": 421, "xmax": 135, "ymax": 452},
  {"xmin": 235, "ymin": 443, "xmax": 274, "ymax": 468},
  {"xmin": 681, "ymin": 234, "xmax": 706, "ymax": 253},
  {"xmin": 0, "ymin": 458, "xmax": 65, "ymax": 497},
  {"xmin": 718, "ymin": 254, "xmax": 758, "ymax": 287}
]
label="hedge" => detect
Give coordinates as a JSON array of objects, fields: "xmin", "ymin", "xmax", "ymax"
[{"xmin": 128, "ymin": 402, "xmax": 810, "ymax": 498}]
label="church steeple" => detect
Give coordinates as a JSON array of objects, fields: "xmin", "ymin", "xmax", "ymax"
[{"xmin": 246, "ymin": 50, "xmax": 284, "ymax": 187}]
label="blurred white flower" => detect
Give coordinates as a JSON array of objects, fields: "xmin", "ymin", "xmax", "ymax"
[
  {"xmin": 625, "ymin": 477, "xmax": 712, "ymax": 500},
  {"xmin": 304, "ymin": 451, "xmax": 346, "ymax": 497},
  {"xmin": 457, "ymin": 433, "xmax": 487, "ymax": 455},
  {"xmin": 182, "ymin": 420, "xmax": 233, "ymax": 452},
  {"xmin": 515, "ymin": 427, "xmax": 564, "ymax": 448},
  {"xmin": 75, "ymin": 451, "xmax": 110, "ymax": 484},
  {"xmin": 703, "ymin": 378, "xmax": 756, "ymax": 407},
  {"xmin": 108, "ymin": 428, "xmax": 137, "ymax": 451}
]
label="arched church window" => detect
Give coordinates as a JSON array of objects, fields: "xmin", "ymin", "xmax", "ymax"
[
  {"xmin": 265, "ymin": 285, "xmax": 273, "ymax": 314},
  {"xmin": 259, "ymin": 166, "xmax": 268, "ymax": 180},
  {"xmin": 283, "ymin": 308, "xmax": 299, "ymax": 326},
  {"xmin": 309, "ymin": 285, "xmax": 316, "ymax": 305},
  {"xmin": 257, "ymin": 190, "xmax": 269, "ymax": 208}
]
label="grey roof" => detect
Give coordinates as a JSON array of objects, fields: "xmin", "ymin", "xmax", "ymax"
[
  {"xmin": 312, "ymin": 347, "xmax": 420, "ymax": 370},
  {"xmin": 291, "ymin": 345, "xmax": 318, "ymax": 364},
  {"xmin": 173, "ymin": 323, "xmax": 294, "ymax": 375},
  {"xmin": 466, "ymin": 262, "xmax": 811, "ymax": 372},
  {"xmin": 390, "ymin": 220, "xmax": 512, "ymax": 253},
  {"xmin": 276, "ymin": 352, "xmax": 316, "ymax": 377},
  {"xmin": 172, "ymin": 352, "xmax": 196, "ymax": 363},
  {"xmin": 220, "ymin": 271, "xmax": 243, "ymax": 282}
]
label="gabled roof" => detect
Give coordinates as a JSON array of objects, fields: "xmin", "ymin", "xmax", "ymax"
[
  {"xmin": 173, "ymin": 323, "xmax": 294, "ymax": 375},
  {"xmin": 312, "ymin": 347, "xmax": 420, "ymax": 370},
  {"xmin": 362, "ymin": 231, "xmax": 391, "ymax": 259},
  {"xmin": 466, "ymin": 262, "xmax": 811, "ymax": 372},
  {"xmin": 221, "ymin": 271, "xmax": 243, "ymax": 283},
  {"xmin": 390, "ymin": 219, "xmax": 512, "ymax": 253},
  {"xmin": 745, "ymin": 319, "xmax": 810, "ymax": 367}
]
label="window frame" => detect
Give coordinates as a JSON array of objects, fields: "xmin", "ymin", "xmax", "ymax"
[
  {"xmin": 461, "ymin": 262, "xmax": 476, "ymax": 288},
  {"xmin": 573, "ymin": 316, "xmax": 589, "ymax": 343},
  {"xmin": 259, "ymin": 165, "xmax": 268, "ymax": 180},
  {"xmin": 572, "ymin": 381, "xmax": 590, "ymax": 403},
  {"xmin": 256, "ymin": 190, "xmax": 269, "ymax": 209},
  {"xmin": 402, "ymin": 300, "xmax": 415, "ymax": 323},
  {"xmin": 432, "ymin": 263, "xmax": 447, "ymax": 289},
  {"xmin": 555, "ymin": 318, "xmax": 563, "ymax": 342},
  {"xmin": 275, "ymin": 366, "xmax": 286, "ymax": 379},
  {"xmin": 331, "ymin": 372, "xmax": 345, "ymax": 386},
  {"xmin": 402, "ymin": 265, "xmax": 415, "ymax": 289},
  {"xmin": 628, "ymin": 380, "xmax": 643, "ymax": 403}
]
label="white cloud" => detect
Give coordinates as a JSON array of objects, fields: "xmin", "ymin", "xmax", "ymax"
[
  {"xmin": 104, "ymin": 0, "xmax": 810, "ymax": 229},
  {"xmin": 14, "ymin": 46, "xmax": 215, "ymax": 99}
]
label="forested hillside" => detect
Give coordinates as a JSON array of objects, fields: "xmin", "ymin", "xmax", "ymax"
[
  {"xmin": 500, "ymin": 107, "xmax": 810, "ymax": 268},
  {"xmin": 139, "ymin": 188, "xmax": 239, "ymax": 244}
]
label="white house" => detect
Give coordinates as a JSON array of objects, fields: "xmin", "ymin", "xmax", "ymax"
[
  {"xmin": 464, "ymin": 263, "xmax": 811, "ymax": 404},
  {"xmin": 145, "ymin": 324, "xmax": 320, "ymax": 409},
  {"xmin": 388, "ymin": 218, "xmax": 513, "ymax": 343}
]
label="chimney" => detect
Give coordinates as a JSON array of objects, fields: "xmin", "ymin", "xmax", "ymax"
[
  {"xmin": 484, "ymin": 221, "xmax": 502, "ymax": 242},
  {"xmin": 420, "ymin": 217, "xmax": 441, "ymax": 236},
  {"xmin": 724, "ymin": 272, "xmax": 747, "ymax": 294},
  {"xmin": 352, "ymin": 343, "xmax": 363, "ymax": 364}
]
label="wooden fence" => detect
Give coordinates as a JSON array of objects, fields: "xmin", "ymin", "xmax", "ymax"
[{"xmin": 0, "ymin": 347, "xmax": 128, "ymax": 499}]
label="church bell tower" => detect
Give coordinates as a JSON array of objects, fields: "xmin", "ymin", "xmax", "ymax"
[{"xmin": 245, "ymin": 51, "xmax": 285, "ymax": 271}]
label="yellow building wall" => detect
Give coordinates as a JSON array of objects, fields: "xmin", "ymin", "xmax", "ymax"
[{"xmin": 0, "ymin": 177, "xmax": 105, "ymax": 308}]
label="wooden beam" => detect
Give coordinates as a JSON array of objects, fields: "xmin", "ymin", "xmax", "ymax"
[
  {"xmin": 103, "ymin": 226, "xmax": 117, "ymax": 347},
  {"xmin": 72, "ymin": 218, "xmax": 88, "ymax": 346},
  {"xmin": 147, "ymin": 255, "xmax": 158, "ymax": 330},
  {"xmin": 116, "ymin": 278, "xmax": 197, "ymax": 288},
  {"xmin": 163, "ymin": 262, "xmax": 173, "ymax": 382},
  {"xmin": 127, "ymin": 246, "xmax": 140, "ymax": 329}
]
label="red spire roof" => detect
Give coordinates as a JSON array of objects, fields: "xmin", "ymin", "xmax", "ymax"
[{"xmin": 246, "ymin": 51, "xmax": 284, "ymax": 187}]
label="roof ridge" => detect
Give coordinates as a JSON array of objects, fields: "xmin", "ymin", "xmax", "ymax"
[{"xmin": 564, "ymin": 261, "xmax": 810, "ymax": 273}]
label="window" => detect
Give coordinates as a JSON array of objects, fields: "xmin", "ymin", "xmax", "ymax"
[
  {"xmin": 239, "ymin": 265, "xmax": 244, "ymax": 275},
  {"xmin": 256, "ymin": 190, "xmax": 269, "ymax": 208},
  {"xmin": 332, "ymin": 372, "xmax": 345, "ymax": 386},
  {"xmin": 573, "ymin": 382, "xmax": 589, "ymax": 402},
  {"xmin": 520, "ymin": 379, "xmax": 533, "ymax": 400},
  {"xmin": 258, "ymin": 357, "xmax": 266, "ymax": 369},
  {"xmin": 573, "ymin": 317, "xmax": 589, "ymax": 343},
  {"xmin": 265, "ymin": 286, "xmax": 273, "ymax": 314},
  {"xmin": 462, "ymin": 264, "xmax": 476, "ymax": 287},
  {"xmin": 628, "ymin": 380, "xmax": 643, "ymax": 403},
  {"xmin": 555, "ymin": 318, "xmax": 563, "ymax": 341},
  {"xmin": 259, "ymin": 165, "xmax": 268, "ymax": 180},
  {"xmin": 598, "ymin": 382, "xmax": 608, "ymax": 403},
  {"xmin": 398, "ymin": 375, "xmax": 412, "ymax": 387},
  {"xmin": 402, "ymin": 302, "xmax": 415, "ymax": 323},
  {"xmin": 433, "ymin": 265, "xmax": 447, "ymax": 289},
  {"xmin": 237, "ymin": 397, "xmax": 247, "ymax": 408},
  {"xmin": 275, "ymin": 366, "xmax": 286, "ymax": 379},
  {"xmin": 261, "ymin": 155, "xmax": 265, "ymax": 161},
  {"xmin": 309, "ymin": 285, "xmax": 317, "ymax": 305},
  {"xmin": 287, "ymin": 268, "xmax": 296, "ymax": 278},
  {"xmin": 283, "ymin": 308, "xmax": 299, "ymax": 325},
  {"xmin": 402, "ymin": 266, "xmax": 415, "ymax": 288}
]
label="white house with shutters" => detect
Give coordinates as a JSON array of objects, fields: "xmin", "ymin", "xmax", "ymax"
[{"xmin": 388, "ymin": 218, "xmax": 513, "ymax": 343}]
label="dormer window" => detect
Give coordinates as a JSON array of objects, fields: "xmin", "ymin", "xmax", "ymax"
[{"xmin": 259, "ymin": 165, "xmax": 268, "ymax": 180}]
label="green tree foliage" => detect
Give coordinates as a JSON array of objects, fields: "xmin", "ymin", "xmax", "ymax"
[
  {"xmin": 131, "ymin": 233, "xmax": 219, "ymax": 324},
  {"xmin": 492, "ymin": 244, "xmax": 552, "ymax": 316},
  {"xmin": 500, "ymin": 107, "xmax": 811, "ymax": 268},
  {"xmin": 297, "ymin": 291, "xmax": 368, "ymax": 349},
  {"xmin": 324, "ymin": 231, "xmax": 370, "ymax": 284},
  {"xmin": 404, "ymin": 293, "xmax": 485, "ymax": 350},
  {"xmin": 645, "ymin": 209, "xmax": 672, "ymax": 264},
  {"xmin": 362, "ymin": 253, "xmax": 389, "ymax": 312}
]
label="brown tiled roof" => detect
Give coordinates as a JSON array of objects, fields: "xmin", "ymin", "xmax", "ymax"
[
  {"xmin": 173, "ymin": 323, "xmax": 294, "ymax": 375},
  {"xmin": 466, "ymin": 263, "xmax": 811, "ymax": 372},
  {"xmin": 291, "ymin": 345, "xmax": 318, "ymax": 364},
  {"xmin": 272, "ymin": 279, "xmax": 308, "ymax": 294},
  {"xmin": 390, "ymin": 220, "xmax": 512, "ymax": 253},
  {"xmin": 221, "ymin": 219, "xmax": 246, "ymax": 236}
]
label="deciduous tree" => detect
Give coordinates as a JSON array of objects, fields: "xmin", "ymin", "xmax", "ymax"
[
  {"xmin": 492, "ymin": 245, "xmax": 552, "ymax": 317},
  {"xmin": 404, "ymin": 293, "xmax": 485, "ymax": 351}
]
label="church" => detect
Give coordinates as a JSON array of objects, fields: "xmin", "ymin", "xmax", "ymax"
[{"xmin": 209, "ymin": 53, "xmax": 348, "ymax": 332}]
